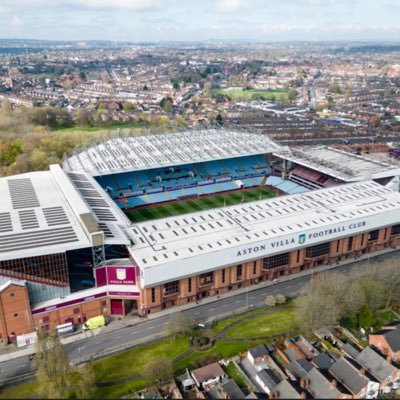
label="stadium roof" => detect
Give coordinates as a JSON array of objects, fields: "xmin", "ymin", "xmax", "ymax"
[
  {"xmin": 63, "ymin": 129, "xmax": 283, "ymax": 176},
  {"xmin": 127, "ymin": 180, "xmax": 400, "ymax": 287},
  {"xmin": 0, "ymin": 165, "xmax": 130, "ymax": 262},
  {"xmin": 277, "ymin": 146, "xmax": 400, "ymax": 182}
]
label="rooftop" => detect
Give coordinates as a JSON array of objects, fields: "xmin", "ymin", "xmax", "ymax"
[
  {"xmin": 127, "ymin": 180, "xmax": 400, "ymax": 286},
  {"xmin": 278, "ymin": 145, "xmax": 400, "ymax": 182},
  {"xmin": 63, "ymin": 128, "xmax": 283, "ymax": 176},
  {"xmin": 0, "ymin": 165, "xmax": 94, "ymax": 261}
]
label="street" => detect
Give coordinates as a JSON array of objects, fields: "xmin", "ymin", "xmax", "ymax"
[{"xmin": 0, "ymin": 248, "xmax": 398, "ymax": 383}]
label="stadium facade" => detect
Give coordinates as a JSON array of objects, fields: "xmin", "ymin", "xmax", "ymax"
[{"xmin": 1, "ymin": 129, "xmax": 400, "ymax": 342}]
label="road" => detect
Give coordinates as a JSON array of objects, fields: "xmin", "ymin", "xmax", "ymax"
[{"xmin": 0, "ymin": 249, "xmax": 398, "ymax": 383}]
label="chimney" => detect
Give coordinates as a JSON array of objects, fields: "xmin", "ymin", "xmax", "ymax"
[
  {"xmin": 270, "ymin": 391, "xmax": 280, "ymax": 399},
  {"xmin": 386, "ymin": 356, "xmax": 392, "ymax": 364},
  {"xmin": 359, "ymin": 368, "xmax": 365, "ymax": 376},
  {"xmin": 300, "ymin": 391, "xmax": 307, "ymax": 399},
  {"xmin": 300, "ymin": 378, "xmax": 310, "ymax": 389},
  {"xmin": 331, "ymin": 379, "xmax": 337, "ymax": 388}
]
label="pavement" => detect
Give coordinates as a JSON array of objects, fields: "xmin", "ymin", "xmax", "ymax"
[{"xmin": 0, "ymin": 245, "xmax": 399, "ymax": 383}]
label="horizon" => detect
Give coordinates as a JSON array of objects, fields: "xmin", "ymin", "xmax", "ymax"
[{"xmin": 1, "ymin": 0, "xmax": 400, "ymax": 42}]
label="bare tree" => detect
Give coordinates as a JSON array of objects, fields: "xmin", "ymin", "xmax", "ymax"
[
  {"xmin": 33, "ymin": 328, "xmax": 73, "ymax": 398},
  {"xmin": 164, "ymin": 311, "xmax": 193, "ymax": 339},
  {"xmin": 144, "ymin": 357, "xmax": 173, "ymax": 388},
  {"xmin": 75, "ymin": 363, "xmax": 96, "ymax": 399}
]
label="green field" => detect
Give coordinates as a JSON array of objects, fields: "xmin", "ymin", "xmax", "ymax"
[
  {"xmin": 210, "ymin": 89, "xmax": 288, "ymax": 102},
  {"xmin": 125, "ymin": 187, "xmax": 276, "ymax": 222}
]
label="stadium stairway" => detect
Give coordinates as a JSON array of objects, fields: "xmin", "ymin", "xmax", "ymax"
[{"xmin": 165, "ymin": 190, "xmax": 172, "ymax": 201}]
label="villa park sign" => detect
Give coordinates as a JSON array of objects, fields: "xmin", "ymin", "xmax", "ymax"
[{"xmin": 236, "ymin": 221, "xmax": 366, "ymax": 257}]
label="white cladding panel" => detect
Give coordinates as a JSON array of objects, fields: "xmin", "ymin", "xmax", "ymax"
[{"xmin": 140, "ymin": 211, "xmax": 398, "ymax": 287}]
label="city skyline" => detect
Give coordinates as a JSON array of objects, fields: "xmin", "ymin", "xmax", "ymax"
[{"xmin": 1, "ymin": 0, "xmax": 400, "ymax": 42}]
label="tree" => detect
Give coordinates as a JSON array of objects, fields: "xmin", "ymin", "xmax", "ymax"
[
  {"xmin": 160, "ymin": 97, "xmax": 173, "ymax": 113},
  {"xmin": 164, "ymin": 311, "xmax": 192, "ymax": 339},
  {"xmin": 287, "ymin": 88, "xmax": 298, "ymax": 104},
  {"xmin": 79, "ymin": 71, "xmax": 87, "ymax": 80},
  {"xmin": 122, "ymin": 101, "xmax": 134, "ymax": 111},
  {"xmin": 172, "ymin": 81, "xmax": 180, "ymax": 90},
  {"xmin": 215, "ymin": 114, "xmax": 223, "ymax": 126},
  {"xmin": 76, "ymin": 109, "xmax": 93, "ymax": 126},
  {"xmin": 275, "ymin": 294, "xmax": 286, "ymax": 305},
  {"xmin": 74, "ymin": 364, "xmax": 96, "ymax": 399},
  {"xmin": 33, "ymin": 328, "xmax": 73, "ymax": 398},
  {"xmin": 265, "ymin": 295, "xmax": 276, "ymax": 307},
  {"xmin": 29, "ymin": 149, "xmax": 49, "ymax": 171},
  {"xmin": 144, "ymin": 357, "xmax": 173, "ymax": 388},
  {"xmin": 0, "ymin": 99, "xmax": 12, "ymax": 116},
  {"xmin": 358, "ymin": 304, "xmax": 375, "ymax": 330}
]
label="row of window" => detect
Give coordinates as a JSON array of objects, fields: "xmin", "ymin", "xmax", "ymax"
[{"xmin": 154, "ymin": 228, "xmax": 397, "ymax": 301}]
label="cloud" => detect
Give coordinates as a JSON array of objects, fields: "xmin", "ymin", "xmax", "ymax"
[
  {"xmin": 10, "ymin": 16, "xmax": 22, "ymax": 28},
  {"xmin": 216, "ymin": 0, "xmax": 245, "ymax": 13},
  {"xmin": 3, "ymin": 0, "xmax": 161, "ymax": 11}
]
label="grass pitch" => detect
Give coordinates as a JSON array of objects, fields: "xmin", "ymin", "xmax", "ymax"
[{"xmin": 125, "ymin": 187, "xmax": 275, "ymax": 223}]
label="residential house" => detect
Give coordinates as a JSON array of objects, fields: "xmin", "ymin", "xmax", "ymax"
[
  {"xmin": 247, "ymin": 345, "xmax": 269, "ymax": 365},
  {"xmin": 287, "ymin": 359, "xmax": 313, "ymax": 380},
  {"xmin": 302, "ymin": 368, "xmax": 347, "ymax": 399},
  {"xmin": 269, "ymin": 380, "xmax": 303, "ymax": 399},
  {"xmin": 191, "ymin": 362, "xmax": 226, "ymax": 390},
  {"xmin": 369, "ymin": 326, "xmax": 400, "ymax": 361},
  {"xmin": 255, "ymin": 369, "xmax": 282, "ymax": 395},
  {"xmin": 355, "ymin": 347, "xmax": 400, "ymax": 394},
  {"xmin": 208, "ymin": 378, "xmax": 245, "ymax": 399},
  {"xmin": 329, "ymin": 357, "xmax": 379, "ymax": 399}
]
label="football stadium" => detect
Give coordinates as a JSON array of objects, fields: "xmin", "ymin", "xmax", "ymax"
[{"xmin": 2, "ymin": 128, "xmax": 400, "ymax": 342}]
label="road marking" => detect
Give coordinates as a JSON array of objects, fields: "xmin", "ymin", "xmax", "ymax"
[
  {"xmin": 16, "ymin": 365, "xmax": 25, "ymax": 368},
  {"xmin": 286, "ymin": 285, "xmax": 292, "ymax": 288},
  {"xmin": 115, "ymin": 336, "xmax": 121, "ymax": 339},
  {"xmin": 194, "ymin": 312, "xmax": 201, "ymax": 315},
  {"xmin": 96, "ymin": 341, "xmax": 104, "ymax": 345},
  {"xmin": 222, "ymin": 304, "xmax": 229, "ymax": 307},
  {"xmin": 209, "ymin": 308, "xmax": 215, "ymax": 311},
  {"xmin": 79, "ymin": 346, "xmax": 86, "ymax": 350},
  {"xmin": 235, "ymin": 300, "xmax": 241, "ymax": 303}
]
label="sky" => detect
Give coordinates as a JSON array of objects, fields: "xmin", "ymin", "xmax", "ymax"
[{"xmin": 0, "ymin": 0, "xmax": 400, "ymax": 42}]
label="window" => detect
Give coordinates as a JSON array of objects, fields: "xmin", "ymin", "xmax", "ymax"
[
  {"xmin": 164, "ymin": 280, "xmax": 179, "ymax": 296},
  {"xmin": 199, "ymin": 272, "xmax": 213, "ymax": 285},
  {"xmin": 73, "ymin": 308, "xmax": 80, "ymax": 315},
  {"xmin": 43, "ymin": 316, "xmax": 49, "ymax": 323},
  {"xmin": 237, "ymin": 264, "xmax": 243, "ymax": 281},
  {"xmin": 151, "ymin": 287, "xmax": 156, "ymax": 303},
  {"xmin": 253, "ymin": 261, "xmax": 257, "ymax": 275},
  {"xmin": 306, "ymin": 242, "xmax": 330, "ymax": 258},
  {"xmin": 296, "ymin": 250, "xmax": 301, "ymax": 264},
  {"xmin": 336, "ymin": 241, "xmax": 340, "ymax": 253},
  {"xmin": 263, "ymin": 253, "xmax": 289, "ymax": 270},
  {"xmin": 369, "ymin": 230, "xmax": 379, "ymax": 241},
  {"xmin": 222, "ymin": 269, "xmax": 226, "ymax": 284},
  {"xmin": 9, "ymin": 292, "xmax": 15, "ymax": 297},
  {"xmin": 188, "ymin": 278, "xmax": 192, "ymax": 293},
  {"xmin": 101, "ymin": 300, "xmax": 107, "ymax": 307},
  {"xmin": 360, "ymin": 234, "xmax": 365, "ymax": 247},
  {"xmin": 392, "ymin": 224, "xmax": 400, "ymax": 236},
  {"xmin": 348, "ymin": 237, "xmax": 353, "ymax": 252},
  {"xmin": 14, "ymin": 313, "xmax": 18, "ymax": 317}
]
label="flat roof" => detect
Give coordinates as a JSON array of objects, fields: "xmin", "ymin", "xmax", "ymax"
[
  {"xmin": 63, "ymin": 129, "xmax": 283, "ymax": 176},
  {"xmin": 277, "ymin": 146, "xmax": 400, "ymax": 181},
  {"xmin": 127, "ymin": 180, "xmax": 400, "ymax": 287},
  {"xmin": 0, "ymin": 165, "xmax": 94, "ymax": 261}
]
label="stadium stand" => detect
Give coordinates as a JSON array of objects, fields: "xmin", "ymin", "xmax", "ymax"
[{"xmin": 95, "ymin": 154, "xmax": 277, "ymax": 209}]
